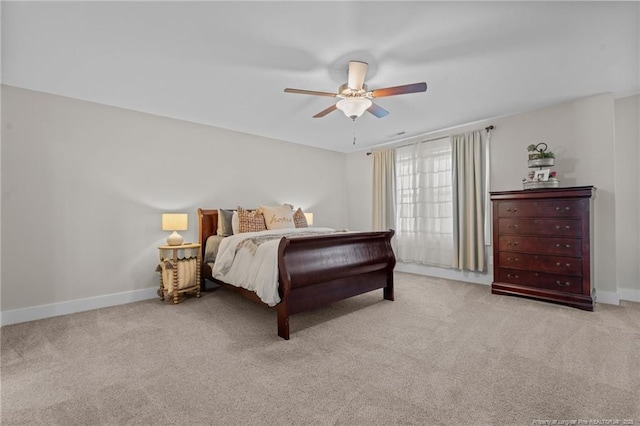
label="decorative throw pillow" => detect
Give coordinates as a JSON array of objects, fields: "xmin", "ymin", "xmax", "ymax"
[
  {"xmin": 217, "ymin": 209, "xmax": 234, "ymax": 237},
  {"xmin": 231, "ymin": 210, "xmax": 239, "ymax": 235},
  {"xmin": 237, "ymin": 207, "xmax": 267, "ymax": 233},
  {"xmin": 260, "ymin": 205, "xmax": 295, "ymax": 230},
  {"xmin": 293, "ymin": 208, "xmax": 308, "ymax": 228}
]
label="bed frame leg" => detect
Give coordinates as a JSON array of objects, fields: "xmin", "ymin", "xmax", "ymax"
[
  {"xmin": 384, "ymin": 274, "xmax": 395, "ymax": 301},
  {"xmin": 277, "ymin": 303, "xmax": 290, "ymax": 340}
]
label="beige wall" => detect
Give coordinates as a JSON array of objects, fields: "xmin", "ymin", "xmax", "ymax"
[
  {"xmin": 348, "ymin": 93, "xmax": 637, "ymax": 303},
  {"xmin": 1, "ymin": 85, "xmax": 347, "ymax": 313},
  {"xmin": 614, "ymin": 95, "xmax": 640, "ymax": 299}
]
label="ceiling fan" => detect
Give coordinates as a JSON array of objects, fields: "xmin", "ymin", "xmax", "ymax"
[{"xmin": 284, "ymin": 60, "xmax": 427, "ymax": 121}]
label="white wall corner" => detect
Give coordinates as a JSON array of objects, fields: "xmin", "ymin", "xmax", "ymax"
[
  {"xmin": 595, "ymin": 289, "xmax": 620, "ymax": 306},
  {"xmin": 1, "ymin": 287, "xmax": 158, "ymax": 327}
]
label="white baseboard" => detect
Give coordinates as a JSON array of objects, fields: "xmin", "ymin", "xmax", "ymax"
[
  {"xmin": 395, "ymin": 263, "xmax": 630, "ymax": 307},
  {"xmin": 1, "ymin": 287, "xmax": 158, "ymax": 327},
  {"xmin": 2, "ymin": 280, "xmax": 633, "ymax": 327},
  {"xmin": 395, "ymin": 262, "xmax": 492, "ymax": 286},
  {"xmin": 619, "ymin": 287, "xmax": 640, "ymax": 303}
]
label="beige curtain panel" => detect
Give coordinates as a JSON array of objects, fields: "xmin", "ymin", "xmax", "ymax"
[
  {"xmin": 372, "ymin": 149, "xmax": 396, "ymax": 231},
  {"xmin": 452, "ymin": 130, "xmax": 486, "ymax": 272}
]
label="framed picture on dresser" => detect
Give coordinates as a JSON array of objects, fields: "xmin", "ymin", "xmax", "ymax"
[{"xmin": 534, "ymin": 169, "xmax": 550, "ymax": 181}]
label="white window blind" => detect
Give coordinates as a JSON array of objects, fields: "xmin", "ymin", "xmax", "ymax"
[{"xmin": 395, "ymin": 138, "xmax": 454, "ymax": 267}]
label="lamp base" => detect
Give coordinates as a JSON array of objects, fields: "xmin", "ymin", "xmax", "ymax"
[{"xmin": 166, "ymin": 231, "xmax": 184, "ymax": 246}]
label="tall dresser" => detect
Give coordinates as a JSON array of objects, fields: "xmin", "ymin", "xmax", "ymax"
[{"xmin": 490, "ymin": 186, "xmax": 595, "ymax": 310}]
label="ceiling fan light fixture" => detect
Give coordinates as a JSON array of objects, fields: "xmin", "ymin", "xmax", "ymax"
[{"xmin": 336, "ymin": 97, "xmax": 372, "ymax": 120}]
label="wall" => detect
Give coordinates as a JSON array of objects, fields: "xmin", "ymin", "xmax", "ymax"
[
  {"xmin": 614, "ymin": 94, "xmax": 640, "ymax": 301},
  {"xmin": 1, "ymin": 85, "xmax": 347, "ymax": 323},
  {"xmin": 345, "ymin": 152, "xmax": 373, "ymax": 232},
  {"xmin": 348, "ymin": 93, "xmax": 637, "ymax": 303}
]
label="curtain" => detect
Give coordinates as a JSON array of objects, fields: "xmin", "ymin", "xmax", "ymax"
[
  {"xmin": 372, "ymin": 149, "xmax": 396, "ymax": 231},
  {"xmin": 452, "ymin": 130, "xmax": 485, "ymax": 272},
  {"xmin": 395, "ymin": 138, "xmax": 454, "ymax": 267}
]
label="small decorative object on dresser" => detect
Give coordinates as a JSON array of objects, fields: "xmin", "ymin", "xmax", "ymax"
[
  {"xmin": 490, "ymin": 186, "xmax": 595, "ymax": 310},
  {"xmin": 157, "ymin": 243, "xmax": 201, "ymax": 304},
  {"xmin": 523, "ymin": 143, "xmax": 559, "ymax": 189}
]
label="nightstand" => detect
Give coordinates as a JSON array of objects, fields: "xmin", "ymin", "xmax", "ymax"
[{"xmin": 157, "ymin": 243, "xmax": 201, "ymax": 304}]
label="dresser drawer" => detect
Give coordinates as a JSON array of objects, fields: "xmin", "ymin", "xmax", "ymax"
[
  {"xmin": 497, "ymin": 200, "xmax": 582, "ymax": 218},
  {"xmin": 498, "ymin": 235, "xmax": 582, "ymax": 257},
  {"xmin": 497, "ymin": 268, "xmax": 583, "ymax": 294},
  {"xmin": 498, "ymin": 252, "xmax": 582, "ymax": 276},
  {"xmin": 498, "ymin": 218, "xmax": 582, "ymax": 237}
]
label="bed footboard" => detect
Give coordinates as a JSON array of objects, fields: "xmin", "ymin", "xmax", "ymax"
[{"xmin": 276, "ymin": 230, "xmax": 396, "ymax": 339}]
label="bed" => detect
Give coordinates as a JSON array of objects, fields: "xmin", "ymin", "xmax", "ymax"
[{"xmin": 198, "ymin": 208, "xmax": 396, "ymax": 340}]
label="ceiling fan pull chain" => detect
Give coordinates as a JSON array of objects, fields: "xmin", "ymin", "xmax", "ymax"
[{"xmin": 353, "ymin": 120, "xmax": 357, "ymax": 145}]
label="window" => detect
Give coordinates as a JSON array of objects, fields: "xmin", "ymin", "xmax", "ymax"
[{"xmin": 395, "ymin": 138, "xmax": 454, "ymax": 267}]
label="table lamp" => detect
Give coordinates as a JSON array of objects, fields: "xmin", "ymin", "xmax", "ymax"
[
  {"xmin": 162, "ymin": 213, "xmax": 188, "ymax": 245},
  {"xmin": 304, "ymin": 212, "xmax": 314, "ymax": 226}
]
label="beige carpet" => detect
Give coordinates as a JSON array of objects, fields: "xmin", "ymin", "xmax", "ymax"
[{"xmin": 1, "ymin": 272, "xmax": 639, "ymax": 425}]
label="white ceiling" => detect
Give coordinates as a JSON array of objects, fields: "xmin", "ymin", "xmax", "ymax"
[{"xmin": 2, "ymin": 1, "xmax": 639, "ymax": 153}]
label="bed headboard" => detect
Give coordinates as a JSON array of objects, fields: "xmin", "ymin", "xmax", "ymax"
[{"xmin": 198, "ymin": 208, "xmax": 219, "ymax": 249}]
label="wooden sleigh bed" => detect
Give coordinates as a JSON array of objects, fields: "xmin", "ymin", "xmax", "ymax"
[{"xmin": 198, "ymin": 208, "xmax": 396, "ymax": 340}]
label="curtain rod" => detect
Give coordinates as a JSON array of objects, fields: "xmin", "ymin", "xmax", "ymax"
[{"xmin": 366, "ymin": 125, "xmax": 494, "ymax": 155}]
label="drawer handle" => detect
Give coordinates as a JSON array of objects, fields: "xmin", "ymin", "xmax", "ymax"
[
  {"xmin": 555, "ymin": 243, "xmax": 571, "ymax": 248},
  {"xmin": 507, "ymin": 273, "xmax": 519, "ymax": 279},
  {"xmin": 555, "ymin": 225, "xmax": 571, "ymax": 230},
  {"xmin": 556, "ymin": 280, "xmax": 571, "ymax": 287},
  {"xmin": 507, "ymin": 241, "xmax": 519, "ymax": 247},
  {"xmin": 507, "ymin": 207, "xmax": 518, "ymax": 213},
  {"xmin": 555, "ymin": 206, "xmax": 571, "ymax": 212},
  {"xmin": 507, "ymin": 224, "xmax": 519, "ymax": 229},
  {"xmin": 508, "ymin": 257, "xmax": 519, "ymax": 262},
  {"xmin": 556, "ymin": 262, "xmax": 571, "ymax": 267}
]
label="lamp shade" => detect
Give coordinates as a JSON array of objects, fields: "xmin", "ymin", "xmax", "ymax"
[
  {"xmin": 336, "ymin": 97, "xmax": 372, "ymax": 119},
  {"xmin": 162, "ymin": 213, "xmax": 188, "ymax": 231},
  {"xmin": 162, "ymin": 213, "xmax": 188, "ymax": 246},
  {"xmin": 304, "ymin": 212, "xmax": 314, "ymax": 226}
]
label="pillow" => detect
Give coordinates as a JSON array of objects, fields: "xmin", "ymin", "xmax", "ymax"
[
  {"xmin": 237, "ymin": 207, "xmax": 267, "ymax": 233},
  {"xmin": 293, "ymin": 208, "xmax": 308, "ymax": 228},
  {"xmin": 260, "ymin": 205, "xmax": 295, "ymax": 230},
  {"xmin": 232, "ymin": 210, "xmax": 239, "ymax": 235},
  {"xmin": 217, "ymin": 209, "xmax": 234, "ymax": 237},
  {"xmin": 204, "ymin": 235, "xmax": 225, "ymax": 263}
]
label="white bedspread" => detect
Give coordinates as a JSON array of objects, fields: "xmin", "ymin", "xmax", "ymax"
[{"xmin": 212, "ymin": 227, "xmax": 339, "ymax": 306}]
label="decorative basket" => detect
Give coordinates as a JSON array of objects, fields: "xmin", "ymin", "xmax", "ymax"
[
  {"xmin": 528, "ymin": 158, "xmax": 555, "ymax": 168},
  {"xmin": 527, "ymin": 143, "xmax": 555, "ymax": 168},
  {"xmin": 523, "ymin": 180, "xmax": 560, "ymax": 190}
]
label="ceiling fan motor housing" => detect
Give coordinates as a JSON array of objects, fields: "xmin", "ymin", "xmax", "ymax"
[{"xmin": 339, "ymin": 83, "xmax": 369, "ymax": 98}]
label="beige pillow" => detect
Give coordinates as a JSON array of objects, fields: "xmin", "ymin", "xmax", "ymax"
[
  {"xmin": 293, "ymin": 208, "xmax": 308, "ymax": 228},
  {"xmin": 260, "ymin": 205, "xmax": 295, "ymax": 230}
]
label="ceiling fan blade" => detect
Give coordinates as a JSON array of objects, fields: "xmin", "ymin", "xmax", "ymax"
[
  {"xmin": 284, "ymin": 88, "xmax": 337, "ymax": 98},
  {"xmin": 370, "ymin": 82, "xmax": 427, "ymax": 98},
  {"xmin": 347, "ymin": 61, "xmax": 368, "ymax": 91},
  {"xmin": 313, "ymin": 104, "xmax": 338, "ymax": 118},
  {"xmin": 367, "ymin": 103, "xmax": 390, "ymax": 118}
]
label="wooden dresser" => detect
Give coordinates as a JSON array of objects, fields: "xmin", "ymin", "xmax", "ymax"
[{"xmin": 490, "ymin": 186, "xmax": 595, "ymax": 310}]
